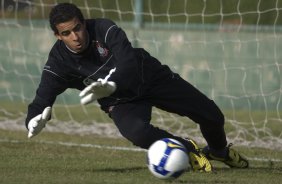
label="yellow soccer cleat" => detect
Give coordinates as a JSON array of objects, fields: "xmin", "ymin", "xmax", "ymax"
[
  {"xmin": 202, "ymin": 143, "xmax": 249, "ymax": 168},
  {"xmin": 186, "ymin": 139, "xmax": 213, "ymax": 172}
]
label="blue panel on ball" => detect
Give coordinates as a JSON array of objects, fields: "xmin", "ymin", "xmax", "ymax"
[{"xmin": 153, "ymin": 164, "xmax": 170, "ymax": 176}]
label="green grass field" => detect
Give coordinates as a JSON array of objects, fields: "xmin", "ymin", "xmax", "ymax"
[{"xmin": 1, "ymin": 129, "xmax": 282, "ymax": 184}]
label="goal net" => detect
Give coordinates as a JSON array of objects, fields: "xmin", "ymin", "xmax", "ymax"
[{"xmin": 1, "ymin": 0, "xmax": 281, "ymax": 150}]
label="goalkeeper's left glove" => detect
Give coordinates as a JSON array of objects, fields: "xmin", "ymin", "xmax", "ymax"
[{"xmin": 79, "ymin": 79, "xmax": 116, "ymax": 105}]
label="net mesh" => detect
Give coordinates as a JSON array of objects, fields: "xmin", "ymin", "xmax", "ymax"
[{"xmin": 0, "ymin": 0, "xmax": 281, "ymax": 150}]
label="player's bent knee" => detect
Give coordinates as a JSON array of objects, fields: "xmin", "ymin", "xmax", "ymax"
[
  {"xmin": 121, "ymin": 130, "xmax": 151, "ymax": 149},
  {"xmin": 199, "ymin": 105, "xmax": 225, "ymax": 128},
  {"xmin": 215, "ymin": 110, "xmax": 225, "ymax": 126},
  {"xmin": 116, "ymin": 120, "xmax": 152, "ymax": 149},
  {"xmin": 129, "ymin": 135, "xmax": 151, "ymax": 149},
  {"xmin": 207, "ymin": 100, "xmax": 225, "ymax": 127}
]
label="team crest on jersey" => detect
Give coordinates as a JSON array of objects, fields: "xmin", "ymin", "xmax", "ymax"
[{"xmin": 94, "ymin": 41, "xmax": 109, "ymax": 57}]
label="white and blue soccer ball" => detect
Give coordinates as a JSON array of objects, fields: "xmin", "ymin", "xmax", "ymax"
[{"xmin": 147, "ymin": 138, "xmax": 189, "ymax": 179}]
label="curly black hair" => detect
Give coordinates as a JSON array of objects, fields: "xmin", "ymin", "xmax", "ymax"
[{"xmin": 49, "ymin": 3, "xmax": 84, "ymax": 34}]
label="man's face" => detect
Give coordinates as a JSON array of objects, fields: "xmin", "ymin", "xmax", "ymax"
[{"xmin": 55, "ymin": 17, "xmax": 88, "ymax": 53}]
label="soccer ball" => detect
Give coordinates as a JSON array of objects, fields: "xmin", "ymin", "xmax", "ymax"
[{"xmin": 147, "ymin": 138, "xmax": 189, "ymax": 179}]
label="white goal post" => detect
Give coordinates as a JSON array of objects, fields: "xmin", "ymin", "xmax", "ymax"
[{"xmin": 0, "ymin": 0, "xmax": 281, "ymax": 150}]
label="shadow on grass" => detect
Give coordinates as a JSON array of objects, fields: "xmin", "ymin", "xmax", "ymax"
[
  {"xmin": 213, "ymin": 166, "xmax": 282, "ymax": 172},
  {"xmin": 89, "ymin": 166, "xmax": 147, "ymax": 173}
]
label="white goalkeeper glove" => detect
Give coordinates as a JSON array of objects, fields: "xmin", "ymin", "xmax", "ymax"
[
  {"xmin": 27, "ymin": 106, "xmax": 51, "ymax": 138},
  {"xmin": 79, "ymin": 80, "xmax": 116, "ymax": 105},
  {"xmin": 79, "ymin": 68, "xmax": 117, "ymax": 105}
]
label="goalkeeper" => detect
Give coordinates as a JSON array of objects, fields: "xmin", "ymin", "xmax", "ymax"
[{"xmin": 25, "ymin": 3, "xmax": 248, "ymax": 171}]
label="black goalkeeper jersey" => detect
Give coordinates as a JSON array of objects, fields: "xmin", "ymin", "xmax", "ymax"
[{"xmin": 25, "ymin": 18, "xmax": 175, "ymax": 127}]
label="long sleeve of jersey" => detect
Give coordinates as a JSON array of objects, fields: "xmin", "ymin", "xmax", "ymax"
[
  {"xmin": 25, "ymin": 60, "xmax": 68, "ymax": 129},
  {"xmin": 95, "ymin": 19, "xmax": 143, "ymax": 96}
]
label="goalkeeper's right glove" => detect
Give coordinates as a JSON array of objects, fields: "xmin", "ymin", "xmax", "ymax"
[
  {"xmin": 79, "ymin": 80, "xmax": 116, "ymax": 105},
  {"xmin": 79, "ymin": 68, "xmax": 117, "ymax": 105},
  {"xmin": 27, "ymin": 106, "xmax": 51, "ymax": 138}
]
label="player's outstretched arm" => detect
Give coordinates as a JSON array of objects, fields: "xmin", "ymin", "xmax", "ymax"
[{"xmin": 27, "ymin": 106, "xmax": 51, "ymax": 138}]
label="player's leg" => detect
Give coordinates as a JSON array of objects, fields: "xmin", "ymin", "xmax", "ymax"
[
  {"xmin": 147, "ymin": 74, "xmax": 248, "ymax": 168},
  {"xmin": 109, "ymin": 100, "xmax": 189, "ymax": 149},
  {"xmin": 147, "ymin": 74, "xmax": 227, "ymax": 150},
  {"xmin": 109, "ymin": 100, "xmax": 212, "ymax": 172}
]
